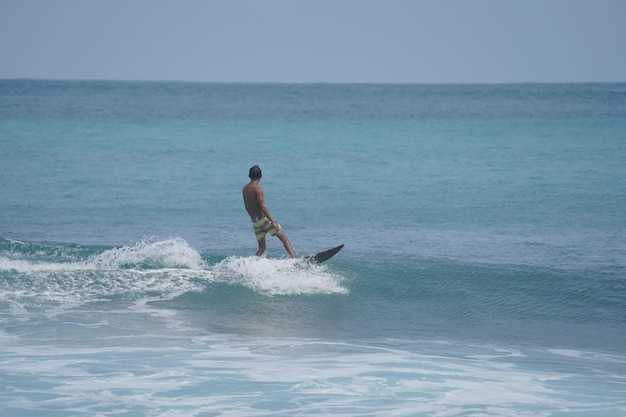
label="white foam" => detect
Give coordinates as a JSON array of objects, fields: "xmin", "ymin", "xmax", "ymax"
[
  {"xmin": 0, "ymin": 238, "xmax": 212, "ymax": 308},
  {"xmin": 0, "ymin": 239, "xmax": 348, "ymax": 310},
  {"xmin": 212, "ymin": 256, "xmax": 348, "ymax": 296},
  {"xmin": 91, "ymin": 237, "xmax": 207, "ymax": 270},
  {"xmin": 0, "ymin": 237, "xmax": 206, "ymax": 273},
  {"xmin": 1, "ymin": 337, "xmax": 605, "ymax": 417}
]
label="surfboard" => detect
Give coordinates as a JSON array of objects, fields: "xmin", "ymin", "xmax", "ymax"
[{"xmin": 302, "ymin": 244, "xmax": 344, "ymax": 264}]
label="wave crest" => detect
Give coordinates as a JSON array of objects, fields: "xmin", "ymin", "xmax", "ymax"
[
  {"xmin": 91, "ymin": 237, "xmax": 207, "ymax": 270},
  {"xmin": 0, "ymin": 238, "xmax": 348, "ymax": 309}
]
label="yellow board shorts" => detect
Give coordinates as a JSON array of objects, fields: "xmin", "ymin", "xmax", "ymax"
[{"xmin": 252, "ymin": 215, "xmax": 278, "ymax": 241}]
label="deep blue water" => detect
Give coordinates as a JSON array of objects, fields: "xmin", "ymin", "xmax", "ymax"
[{"xmin": 1, "ymin": 80, "xmax": 625, "ymax": 416}]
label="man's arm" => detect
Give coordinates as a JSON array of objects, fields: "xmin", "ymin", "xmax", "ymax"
[{"xmin": 256, "ymin": 187, "xmax": 278, "ymax": 226}]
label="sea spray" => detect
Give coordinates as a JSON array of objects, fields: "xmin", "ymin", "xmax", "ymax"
[
  {"xmin": 0, "ymin": 238, "xmax": 211, "ymax": 307},
  {"xmin": 212, "ymin": 255, "xmax": 348, "ymax": 296},
  {"xmin": 90, "ymin": 237, "xmax": 207, "ymax": 270}
]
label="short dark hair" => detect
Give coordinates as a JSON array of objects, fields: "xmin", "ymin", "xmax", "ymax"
[{"xmin": 249, "ymin": 165, "xmax": 262, "ymax": 179}]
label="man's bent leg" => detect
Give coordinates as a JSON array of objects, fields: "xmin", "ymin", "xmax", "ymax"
[{"xmin": 275, "ymin": 231, "xmax": 295, "ymax": 258}]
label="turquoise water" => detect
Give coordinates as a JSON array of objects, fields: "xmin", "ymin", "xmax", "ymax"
[{"xmin": 1, "ymin": 80, "xmax": 625, "ymax": 416}]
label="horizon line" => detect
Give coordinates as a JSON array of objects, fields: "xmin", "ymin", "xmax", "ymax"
[{"xmin": 2, "ymin": 77, "xmax": 626, "ymax": 86}]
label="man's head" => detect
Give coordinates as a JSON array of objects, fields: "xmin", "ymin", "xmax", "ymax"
[{"xmin": 249, "ymin": 165, "xmax": 262, "ymax": 180}]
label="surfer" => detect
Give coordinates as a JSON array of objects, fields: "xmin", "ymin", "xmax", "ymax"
[{"xmin": 242, "ymin": 165, "xmax": 295, "ymax": 258}]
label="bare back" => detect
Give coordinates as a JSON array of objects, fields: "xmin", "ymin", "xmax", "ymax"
[{"xmin": 242, "ymin": 181, "xmax": 264, "ymax": 219}]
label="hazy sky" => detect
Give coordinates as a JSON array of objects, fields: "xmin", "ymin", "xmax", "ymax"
[{"xmin": 2, "ymin": 0, "xmax": 625, "ymax": 83}]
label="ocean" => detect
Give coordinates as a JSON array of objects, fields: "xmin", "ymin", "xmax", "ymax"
[{"xmin": 1, "ymin": 80, "xmax": 625, "ymax": 416}]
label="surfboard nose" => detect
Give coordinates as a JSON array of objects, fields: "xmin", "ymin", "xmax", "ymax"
[{"xmin": 303, "ymin": 244, "xmax": 345, "ymax": 264}]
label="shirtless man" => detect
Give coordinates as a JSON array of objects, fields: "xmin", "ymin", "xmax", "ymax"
[{"xmin": 242, "ymin": 165, "xmax": 295, "ymax": 258}]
